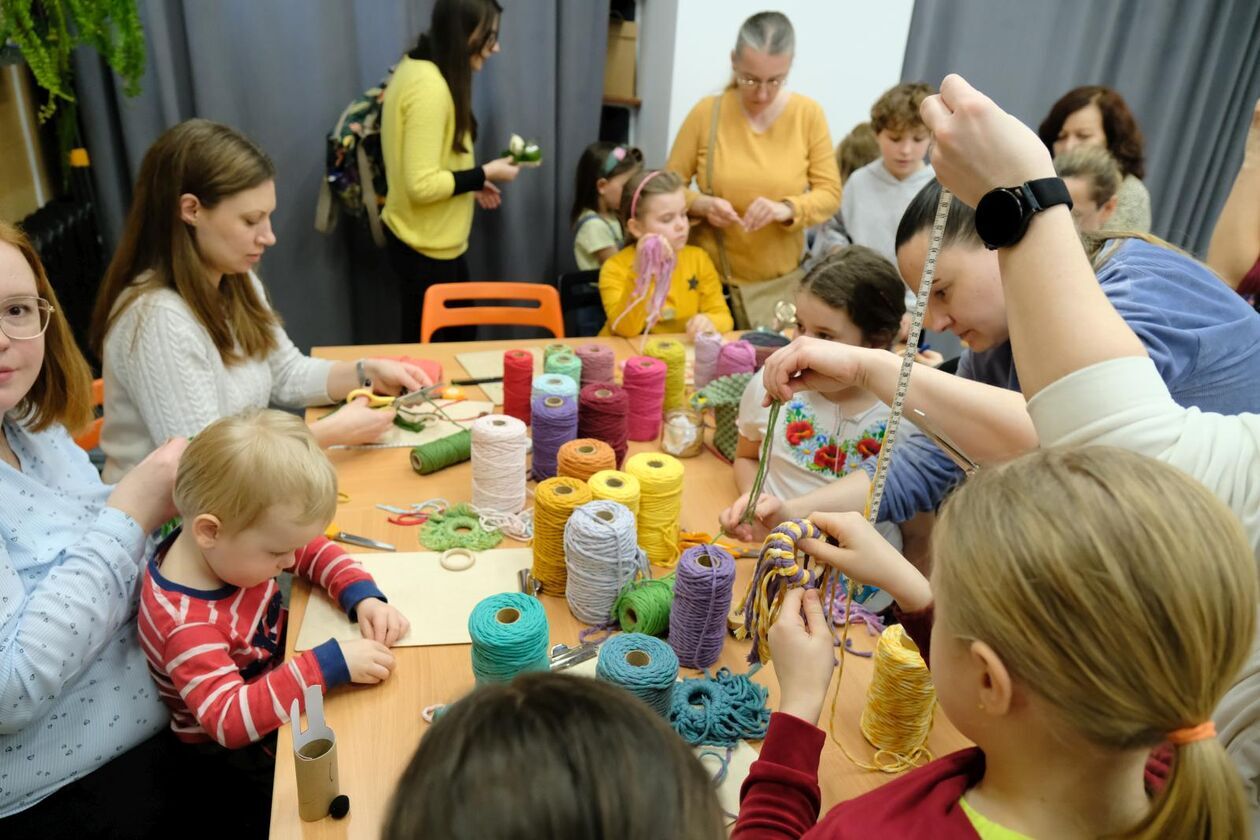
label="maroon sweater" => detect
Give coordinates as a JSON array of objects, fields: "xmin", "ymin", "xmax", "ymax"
[{"xmin": 732, "ymin": 604, "xmax": 1171, "ymax": 839}]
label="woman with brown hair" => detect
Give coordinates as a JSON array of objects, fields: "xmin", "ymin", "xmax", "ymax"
[
  {"xmin": 1038, "ymin": 85, "xmax": 1151, "ymax": 231},
  {"xmin": 91, "ymin": 119, "xmax": 431, "ymax": 482}
]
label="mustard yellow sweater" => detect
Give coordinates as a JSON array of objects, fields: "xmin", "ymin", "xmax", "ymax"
[
  {"xmin": 667, "ymin": 90, "xmax": 841, "ymax": 285},
  {"xmin": 381, "ymin": 58, "xmax": 476, "ymax": 259},
  {"xmin": 599, "ymin": 244, "xmax": 734, "ymax": 336}
]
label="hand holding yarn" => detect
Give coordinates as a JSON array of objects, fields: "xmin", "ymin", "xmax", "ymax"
[
  {"xmin": 355, "ymin": 598, "xmax": 411, "ymax": 646},
  {"xmin": 317, "ymin": 397, "xmax": 394, "ymax": 446},
  {"xmin": 767, "ymin": 587, "xmax": 837, "ymax": 726},
  {"xmin": 719, "ymin": 491, "xmax": 786, "ymax": 544},
  {"xmin": 802, "ymin": 512, "xmax": 932, "ymax": 612}
]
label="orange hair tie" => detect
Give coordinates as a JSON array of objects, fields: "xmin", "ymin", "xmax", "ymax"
[{"xmin": 1167, "ymin": 721, "xmax": 1216, "ymax": 745}]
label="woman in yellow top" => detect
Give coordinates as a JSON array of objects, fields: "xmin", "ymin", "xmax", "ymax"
[
  {"xmin": 666, "ymin": 12, "xmax": 841, "ymax": 328},
  {"xmin": 381, "ymin": 0, "xmax": 520, "ymax": 341},
  {"xmin": 600, "ymin": 170, "xmax": 734, "ymax": 338}
]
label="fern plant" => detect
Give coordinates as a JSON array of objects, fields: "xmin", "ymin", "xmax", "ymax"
[{"xmin": 0, "ymin": 0, "xmax": 145, "ymax": 121}]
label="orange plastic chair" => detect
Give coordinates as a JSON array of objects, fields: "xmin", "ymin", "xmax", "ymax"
[
  {"xmin": 74, "ymin": 378, "xmax": 105, "ymax": 450},
  {"xmin": 420, "ymin": 282, "xmax": 565, "ymax": 342}
]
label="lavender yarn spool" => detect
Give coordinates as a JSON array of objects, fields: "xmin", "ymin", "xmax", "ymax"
[
  {"xmin": 668, "ymin": 544, "xmax": 736, "ymax": 669},
  {"xmin": 716, "ymin": 340, "xmax": 757, "ymax": 378},
  {"xmin": 530, "ymin": 394, "xmax": 578, "ymax": 481},
  {"xmin": 694, "ymin": 330, "xmax": 723, "ymax": 389}
]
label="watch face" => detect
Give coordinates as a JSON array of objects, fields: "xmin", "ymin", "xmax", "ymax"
[{"xmin": 975, "ymin": 189, "xmax": 1025, "ymax": 249}]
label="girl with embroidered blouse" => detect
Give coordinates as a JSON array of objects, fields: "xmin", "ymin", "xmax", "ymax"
[{"xmin": 570, "ymin": 142, "xmax": 643, "ymax": 269}]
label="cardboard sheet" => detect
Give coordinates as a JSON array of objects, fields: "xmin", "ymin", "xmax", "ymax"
[{"xmin": 294, "ymin": 548, "xmax": 531, "ymax": 649}]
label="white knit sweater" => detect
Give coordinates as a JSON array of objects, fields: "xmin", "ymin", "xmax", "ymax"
[{"xmin": 99, "ymin": 273, "xmax": 334, "ymax": 482}]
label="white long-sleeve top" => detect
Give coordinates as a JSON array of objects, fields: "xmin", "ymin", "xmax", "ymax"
[
  {"xmin": 1028, "ymin": 355, "xmax": 1260, "ymax": 809},
  {"xmin": 0, "ymin": 417, "xmax": 166, "ymax": 816},
  {"xmin": 100, "ymin": 273, "xmax": 334, "ymax": 482}
]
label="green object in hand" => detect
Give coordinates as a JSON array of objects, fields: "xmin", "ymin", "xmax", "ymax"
[{"xmin": 505, "ymin": 133, "xmax": 543, "ymax": 164}]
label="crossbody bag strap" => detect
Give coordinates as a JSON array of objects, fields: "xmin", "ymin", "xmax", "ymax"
[{"xmin": 705, "ymin": 93, "xmax": 733, "ymax": 284}]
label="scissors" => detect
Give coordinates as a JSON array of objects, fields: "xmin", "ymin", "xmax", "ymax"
[
  {"xmin": 345, "ymin": 383, "xmax": 446, "ymax": 409},
  {"xmin": 910, "ymin": 409, "xmax": 979, "ymax": 476},
  {"xmin": 324, "ymin": 523, "xmax": 396, "ymax": 552}
]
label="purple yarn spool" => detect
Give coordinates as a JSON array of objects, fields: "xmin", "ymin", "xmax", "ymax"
[
  {"xmin": 716, "ymin": 340, "xmax": 757, "ymax": 378},
  {"xmin": 668, "ymin": 544, "xmax": 736, "ymax": 669},
  {"xmin": 530, "ymin": 394, "xmax": 578, "ymax": 481}
]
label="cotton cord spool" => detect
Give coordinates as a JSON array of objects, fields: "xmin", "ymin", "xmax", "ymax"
[
  {"xmin": 575, "ymin": 343, "xmax": 616, "ymax": 387},
  {"xmin": 740, "ymin": 331, "xmax": 790, "ymax": 370},
  {"xmin": 502, "ymin": 349, "xmax": 535, "ymax": 422},
  {"xmin": 668, "ymin": 545, "xmax": 737, "ymax": 669},
  {"xmin": 587, "ymin": 469, "xmax": 641, "ymax": 519},
  {"xmin": 530, "ymin": 395, "xmax": 578, "ymax": 481},
  {"xmin": 625, "ymin": 452, "xmax": 684, "ymax": 567},
  {"xmin": 556, "ymin": 438, "xmax": 617, "ymax": 484},
  {"xmin": 409, "ymin": 429, "xmax": 472, "ymax": 475},
  {"xmin": 622, "ymin": 356, "xmax": 668, "ymax": 440},
  {"xmin": 468, "ymin": 593, "xmax": 551, "ymax": 686},
  {"xmin": 596, "ymin": 633, "xmax": 679, "ymax": 718},
  {"xmin": 544, "ymin": 350, "xmax": 582, "ymax": 385},
  {"xmin": 694, "ymin": 330, "xmax": 723, "ymax": 389},
  {"xmin": 669, "ymin": 667, "xmax": 771, "ymax": 747},
  {"xmin": 716, "ymin": 340, "xmax": 757, "ymax": 378},
  {"xmin": 531, "ymin": 476, "xmax": 593, "ymax": 595},
  {"xmin": 613, "ymin": 574, "xmax": 675, "ymax": 635},
  {"xmin": 564, "ymin": 500, "xmax": 647, "ymax": 625},
  {"xmin": 843, "ymin": 623, "xmax": 936, "ymax": 772},
  {"xmin": 471, "ymin": 415, "xmax": 529, "ymax": 514},
  {"xmin": 645, "ymin": 338, "xmax": 686, "ymax": 411},
  {"xmin": 531, "ymin": 373, "xmax": 578, "ymax": 401},
  {"xmin": 577, "ymin": 383, "xmax": 630, "ymax": 466},
  {"xmin": 542, "ymin": 343, "xmax": 570, "ymax": 366}
]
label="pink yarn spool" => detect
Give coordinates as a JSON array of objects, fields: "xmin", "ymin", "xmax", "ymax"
[
  {"xmin": 716, "ymin": 340, "xmax": 757, "ymax": 378},
  {"xmin": 576, "ymin": 343, "xmax": 616, "ymax": 388},
  {"xmin": 694, "ymin": 330, "xmax": 723, "ymax": 389},
  {"xmin": 622, "ymin": 356, "xmax": 668, "ymax": 441}
]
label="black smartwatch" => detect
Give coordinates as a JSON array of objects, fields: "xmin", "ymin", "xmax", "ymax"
[{"xmin": 974, "ymin": 178, "xmax": 1072, "ymax": 250}]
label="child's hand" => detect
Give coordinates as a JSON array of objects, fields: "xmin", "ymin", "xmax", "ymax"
[
  {"xmin": 799, "ymin": 511, "xmax": 932, "ymax": 611},
  {"xmin": 338, "ymin": 638, "xmax": 396, "ymax": 684},
  {"xmin": 313, "ymin": 397, "xmax": 395, "ymax": 446},
  {"xmin": 686, "ymin": 314, "xmax": 717, "ymax": 342},
  {"xmin": 768, "ymin": 587, "xmax": 836, "ymax": 725},
  {"xmin": 719, "ymin": 492, "xmax": 785, "ymax": 544},
  {"xmin": 356, "ymin": 598, "xmax": 410, "ymax": 646}
]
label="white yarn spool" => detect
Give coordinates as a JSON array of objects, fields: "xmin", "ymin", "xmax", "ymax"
[
  {"xmin": 471, "ymin": 414, "xmax": 528, "ymax": 514},
  {"xmin": 564, "ymin": 500, "xmax": 647, "ymax": 625}
]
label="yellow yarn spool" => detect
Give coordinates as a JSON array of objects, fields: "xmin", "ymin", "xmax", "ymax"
[
  {"xmin": 531, "ymin": 476, "xmax": 593, "ymax": 595},
  {"xmin": 624, "ymin": 452, "xmax": 684, "ymax": 567},
  {"xmin": 556, "ymin": 438, "xmax": 617, "ymax": 483},
  {"xmin": 588, "ymin": 469, "xmax": 641, "ymax": 520},
  {"xmin": 645, "ymin": 337, "xmax": 686, "ymax": 411}
]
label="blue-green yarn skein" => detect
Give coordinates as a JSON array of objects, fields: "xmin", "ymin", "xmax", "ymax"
[
  {"xmin": 468, "ymin": 593, "xmax": 551, "ymax": 685},
  {"xmin": 544, "ymin": 351, "xmax": 582, "ymax": 385},
  {"xmin": 531, "ymin": 373, "xmax": 578, "ymax": 400},
  {"xmin": 595, "ymin": 632, "xmax": 679, "ymax": 718}
]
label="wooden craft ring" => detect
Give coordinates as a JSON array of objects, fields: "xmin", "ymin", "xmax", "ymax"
[{"xmin": 440, "ymin": 548, "xmax": 476, "ymax": 572}]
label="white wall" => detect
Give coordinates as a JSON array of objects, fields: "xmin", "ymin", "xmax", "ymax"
[{"xmin": 636, "ymin": 0, "xmax": 916, "ymax": 167}]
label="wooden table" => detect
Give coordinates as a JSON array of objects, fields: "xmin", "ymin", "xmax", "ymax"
[{"xmin": 270, "ymin": 336, "xmax": 968, "ymax": 838}]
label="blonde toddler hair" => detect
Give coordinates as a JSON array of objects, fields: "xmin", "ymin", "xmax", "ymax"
[
  {"xmin": 933, "ymin": 447, "xmax": 1255, "ymax": 839},
  {"xmin": 174, "ymin": 409, "xmax": 338, "ymax": 533}
]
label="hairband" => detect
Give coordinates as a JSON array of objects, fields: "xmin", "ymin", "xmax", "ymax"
[
  {"xmin": 1167, "ymin": 720, "xmax": 1216, "ymax": 746},
  {"xmin": 601, "ymin": 145, "xmax": 628, "ymax": 176},
  {"xmin": 629, "ymin": 170, "xmax": 665, "ymax": 219}
]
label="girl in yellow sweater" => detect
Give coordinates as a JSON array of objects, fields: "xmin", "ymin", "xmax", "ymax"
[{"xmin": 599, "ymin": 170, "xmax": 734, "ymax": 338}]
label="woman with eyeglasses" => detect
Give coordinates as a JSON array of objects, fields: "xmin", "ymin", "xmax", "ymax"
[
  {"xmin": 666, "ymin": 11, "xmax": 841, "ymax": 329},
  {"xmin": 0, "ymin": 221, "xmax": 204, "ymax": 834},
  {"xmin": 381, "ymin": 0, "xmax": 519, "ymax": 342}
]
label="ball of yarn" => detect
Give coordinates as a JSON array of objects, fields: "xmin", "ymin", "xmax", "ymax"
[
  {"xmin": 587, "ymin": 469, "xmax": 641, "ymax": 519},
  {"xmin": 544, "ymin": 350, "xmax": 582, "ymax": 384},
  {"xmin": 531, "ymin": 476, "xmax": 593, "ymax": 595},
  {"xmin": 564, "ymin": 500, "xmax": 647, "ymax": 625},
  {"xmin": 471, "ymin": 414, "xmax": 528, "ymax": 514},
  {"xmin": 531, "ymin": 373, "xmax": 578, "ymax": 401},
  {"xmin": 669, "ymin": 667, "xmax": 770, "ymax": 747},
  {"xmin": 410, "ymin": 429, "xmax": 472, "ymax": 475},
  {"xmin": 622, "ymin": 356, "xmax": 667, "ymax": 441},
  {"xmin": 740, "ymin": 330, "xmax": 790, "ymax": 370},
  {"xmin": 694, "ymin": 330, "xmax": 723, "ymax": 389},
  {"xmin": 668, "ymin": 545, "xmax": 737, "ymax": 669},
  {"xmin": 575, "ymin": 343, "xmax": 616, "ymax": 388},
  {"xmin": 596, "ymin": 633, "xmax": 680, "ymax": 718},
  {"xmin": 530, "ymin": 394, "xmax": 578, "ymax": 481},
  {"xmin": 717, "ymin": 340, "xmax": 757, "ymax": 378},
  {"xmin": 556, "ymin": 438, "xmax": 616, "ymax": 483},
  {"xmin": 613, "ymin": 574, "xmax": 675, "ymax": 636},
  {"xmin": 625, "ymin": 452, "xmax": 684, "ymax": 567},
  {"xmin": 468, "ymin": 592, "xmax": 551, "ymax": 685},
  {"xmin": 645, "ymin": 337, "xmax": 686, "ymax": 411},
  {"xmin": 502, "ymin": 349, "xmax": 535, "ymax": 423},
  {"xmin": 577, "ymin": 383, "xmax": 629, "ymax": 466}
]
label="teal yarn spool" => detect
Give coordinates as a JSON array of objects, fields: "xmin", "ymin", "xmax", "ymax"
[
  {"xmin": 544, "ymin": 351, "xmax": 582, "ymax": 385},
  {"xmin": 409, "ymin": 429, "xmax": 473, "ymax": 475},
  {"xmin": 531, "ymin": 373, "xmax": 578, "ymax": 401},
  {"xmin": 468, "ymin": 593, "xmax": 551, "ymax": 685},
  {"xmin": 612, "ymin": 574, "xmax": 675, "ymax": 636},
  {"xmin": 596, "ymin": 632, "xmax": 679, "ymax": 717}
]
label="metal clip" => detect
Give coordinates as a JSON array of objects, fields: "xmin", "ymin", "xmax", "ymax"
[
  {"xmin": 548, "ymin": 642, "xmax": 599, "ymax": 671},
  {"xmin": 517, "ymin": 568, "xmax": 541, "ymax": 597}
]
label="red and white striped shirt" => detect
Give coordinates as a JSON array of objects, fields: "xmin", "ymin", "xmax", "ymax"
[{"xmin": 138, "ymin": 533, "xmax": 383, "ymax": 748}]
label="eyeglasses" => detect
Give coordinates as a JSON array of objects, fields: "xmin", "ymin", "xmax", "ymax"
[
  {"xmin": 0, "ymin": 296, "xmax": 54, "ymax": 340},
  {"xmin": 735, "ymin": 74, "xmax": 787, "ymax": 91}
]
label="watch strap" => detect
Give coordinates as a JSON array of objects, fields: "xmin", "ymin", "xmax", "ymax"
[{"xmin": 1023, "ymin": 177, "xmax": 1073, "ymax": 213}]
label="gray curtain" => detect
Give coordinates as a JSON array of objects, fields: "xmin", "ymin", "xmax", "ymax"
[
  {"xmin": 900, "ymin": 0, "xmax": 1260, "ymax": 255},
  {"xmin": 74, "ymin": 0, "xmax": 608, "ymax": 350}
]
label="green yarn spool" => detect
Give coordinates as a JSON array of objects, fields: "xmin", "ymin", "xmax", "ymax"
[
  {"xmin": 543, "ymin": 343, "xmax": 570, "ymax": 366},
  {"xmin": 613, "ymin": 574, "xmax": 676, "ymax": 636},
  {"xmin": 544, "ymin": 351, "xmax": 582, "ymax": 384},
  {"xmin": 409, "ymin": 429, "xmax": 472, "ymax": 475},
  {"xmin": 419, "ymin": 502, "xmax": 503, "ymax": 552}
]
